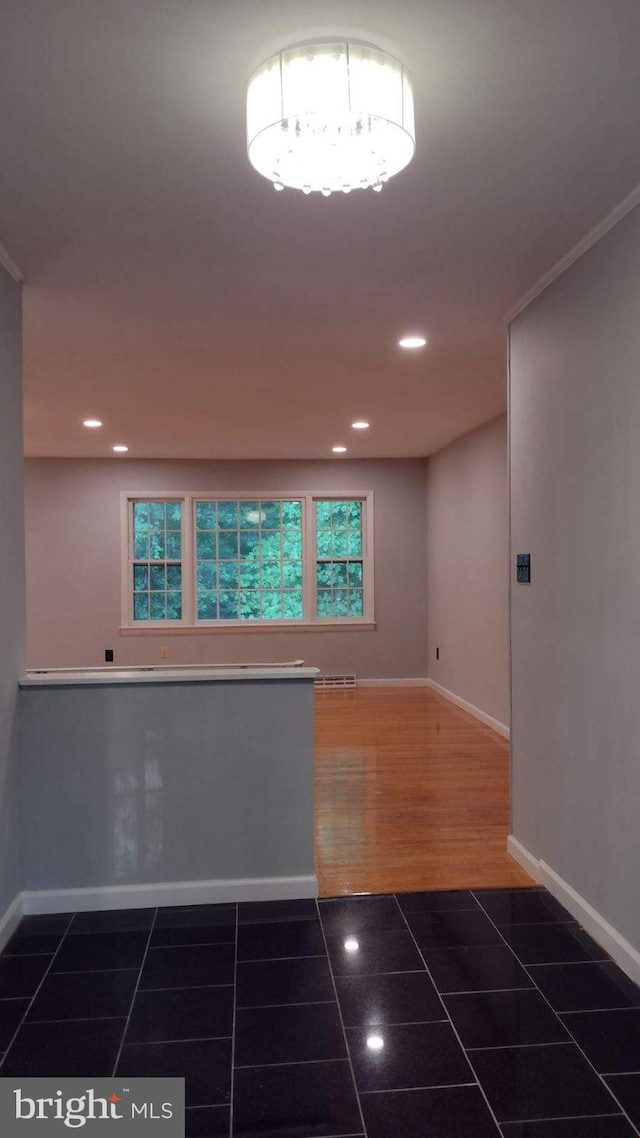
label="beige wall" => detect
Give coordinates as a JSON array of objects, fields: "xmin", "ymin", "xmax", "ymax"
[
  {"xmin": 426, "ymin": 415, "xmax": 509, "ymax": 728},
  {"xmin": 26, "ymin": 457, "xmax": 429, "ymax": 678},
  {"xmin": 510, "ymin": 203, "xmax": 640, "ymax": 950},
  {"xmin": 0, "ymin": 265, "xmax": 24, "ymax": 916}
]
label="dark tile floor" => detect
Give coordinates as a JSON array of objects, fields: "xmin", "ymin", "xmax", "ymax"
[{"xmin": 1, "ymin": 888, "xmax": 639, "ymax": 1137}]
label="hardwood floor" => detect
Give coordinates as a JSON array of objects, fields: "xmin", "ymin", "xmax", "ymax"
[{"xmin": 315, "ymin": 686, "xmax": 532, "ymax": 897}]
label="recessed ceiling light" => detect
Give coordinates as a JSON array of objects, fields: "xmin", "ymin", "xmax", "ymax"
[
  {"xmin": 351, "ymin": 420, "xmax": 370, "ymax": 430},
  {"xmin": 112, "ymin": 444, "xmax": 129, "ymax": 453},
  {"xmin": 332, "ymin": 445, "xmax": 347, "ymax": 454},
  {"xmin": 83, "ymin": 418, "xmax": 103, "ymax": 428},
  {"xmin": 398, "ymin": 335, "xmax": 427, "ymax": 349}
]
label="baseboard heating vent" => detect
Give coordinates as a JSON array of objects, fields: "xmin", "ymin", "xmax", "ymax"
[{"xmin": 315, "ymin": 673, "xmax": 357, "ymax": 690}]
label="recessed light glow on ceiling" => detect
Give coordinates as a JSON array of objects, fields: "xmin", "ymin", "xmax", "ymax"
[
  {"xmin": 351, "ymin": 421, "xmax": 370, "ymax": 430},
  {"xmin": 366, "ymin": 1033, "xmax": 385, "ymax": 1052},
  {"xmin": 344, "ymin": 937, "xmax": 360, "ymax": 953},
  {"xmin": 398, "ymin": 335, "xmax": 427, "ymax": 349},
  {"xmin": 83, "ymin": 418, "xmax": 103, "ymax": 428},
  {"xmin": 247, "ymin": 41, "xmax": 415, "ymax": 195},
  {"xmin": 332, "ymin": 445, "xmax": 347, "ymax": 454},
  {"xmin": 112, "ymin": 444, "xmax": 129, "ymax": 453}
]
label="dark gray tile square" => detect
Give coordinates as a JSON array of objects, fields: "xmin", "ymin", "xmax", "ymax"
[
  {"xmin": 150, "ymin": 923, "xmax": 235, "ymax": 948},
  {"xmin": 233, "ymin": 1060, "xmax": 362, "ymax": 1137},
  {"xmin": 397, "ymin": 890, "xmax": 481, "ymax": 914},
  {"xmin": 69, "ymin": 908, "xmax": 155, "ymax": 934},
  {"xmin": 0, "ymin": 955, "xmax": 51, "ymax": 999},
  {"xmin": 116, "ymin": 1037, "xmax": 232, "ymax": 1108},
  {"xmin": 562, "ymin": 1008, "xmax": 640, "ymax": 1073},
  {"xmin": 238, "ymin": 899, "xmax": 317, "ymax": 924},
  {"xmin": 424, "ymin": 945, "xmax": 534, "ymax": 994},
  {"xmin": 27, "ymin": 968, "xmax": 138, "ymax": 1021},
  {"xmin": 475, "ymin": 890, "xmax": 571, "ymax": 926},
  {"xmin": 336, "ymin": 970, "xmax": 444, "ymax": 1027},
  {"xmin": 126, "ymin": 985, "xmax": 233, "ymax": 1043},
  {"xmin": 237, "ymin": 919, "xmax": 325, "ymax": 962},
  {"xmin": 0, "ymin": 998, "xmax": 29, "ymax": 1050},
  {"xmin": 4, "ymin": 928, "xmax": 65, "ymax": 956},
  {"xmin": 2, "ymin": 1018, "xmax": 126, "ymax": 1077},
  {"xmin": 347, "ymin": 1020, "xmax": 471, "ymax": 1092},
  {"xmin": 52, "ymin": 930, "xmax": 148, "ymax": 972},
  {"xmin": 606, "ymin": 1073, "xmax": 640, "ymax": 1130},
  {"xmin": 185, "ymin": 1106, "xmax": 230, "ymax": 1136},
  {"xmin": 500, "ymin": 922, "xmax": 608, "ymax": 965},
  {"xmin": 406, "ymin": 910, "xmax": 504, "ymax": 950},
  {"xmin": 326, "ymin": 929, "xmax": 424, "ymax": 977},
  {"xmin": 319, "ymin": 896, "xmax": 405, "ymax": 935},
  {"xmin": 472, "ymin": 1042, "xmax": 620, "ymax": 1122},
  {"xmin": 361, "ymin": 1085, "xmax": 500, "ymax": 1137},
  {"xmin": 235, "ymin": 1002, "xmax": 346, "ymax": 1067},
  {"xmin": 444, "ymin": 989, "xmax": 569, "ymax": 1049},
  {"xmin": 18, "ymin": 914, "xmax": 73, "ymax": 936},
  {"xmin": 140, "ymin": 944, "xmax": 234, "ymax": 990},
  {"xmin": 529, "ymin": 961, "xmax": 640, "ymax": 1013},
  {"xmin": 236, "ymin": 956, "xmax": 334, "ymax": 1008},
  {"xmin": 155, "ymin": 904, "xmax": 235, "ymax": 929}
]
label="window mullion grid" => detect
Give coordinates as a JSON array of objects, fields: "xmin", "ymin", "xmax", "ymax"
[
  {"xmin": 182, "ymin": 494, "xmax": 194, "ymax": 627},
  {"xmin": 304, "ymin": 494, "xmax": 317, "ymax": 623},
  {"xmin": 128, "ymin": 499, "xmax": 135, "ymax": 626}
]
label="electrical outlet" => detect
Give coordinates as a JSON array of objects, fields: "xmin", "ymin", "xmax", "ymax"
[
  {"xmin": 516, "ymin": 553, "xmax": 531, "ymax": 584},
  {"xmin": 160, "ymin": 647, "xmax": 169, "ymax": 660},
  {"xmin": 104, "ymin": 649, "xmax": 114, "ymax": 663}
]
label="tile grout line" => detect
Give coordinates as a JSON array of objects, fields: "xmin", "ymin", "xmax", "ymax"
[
  {"xmin": 359, "ymin": 1081, "xmax": 477, "ymax": 1095},
  {"xmin": 393, "ymin": 893, "xmax": 504, "ymax": 1137},
  {"xmin": 228, "ymin": 903, "xmax": 239, "ymax": 1138},
  {"xmin": 470, "ymin": 891, "xmax": 640, "ymax": 1138},
  {"xmin": 0, "ymin": 913, "xmax": 76, "ymax": 1067},
  {"xmin": 315, "ymin": 898, "xmax": 370, "ymax": 1138},
  {"xmin": 111, "ymin": 908, "xmax": 159, "ymax": 1078},
  {"xmin": 500, "ymin": 1110, "xmax": 628, "ymax": 1125}
]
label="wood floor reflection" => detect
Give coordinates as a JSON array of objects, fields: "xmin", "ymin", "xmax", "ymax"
[{"xmin": 315, "ymin": 686, "xmax": 532, "ymax": 897}]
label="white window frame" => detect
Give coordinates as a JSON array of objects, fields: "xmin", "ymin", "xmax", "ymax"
[{"xmin": 120, "ymin": 490, "xmax": 375, "ymax": 633}]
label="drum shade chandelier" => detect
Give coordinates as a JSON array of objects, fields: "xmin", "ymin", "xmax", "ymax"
[{"xmin": 246, "ymin": 40, "xmax": 415, "ymax": 195}]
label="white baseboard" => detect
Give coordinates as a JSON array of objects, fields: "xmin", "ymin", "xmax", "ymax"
[
  {"xmin": 507, "ymin": 835, "xmax": 640, "ymax": 988},
  {"xmin": 358, "ymin": 678, "xmax": 430, "ymax": 687},
  {"xmin": 21, "ymin": 874, "xmax": 318, "ymax": 915},
  {"xmin": 426, "ymin": 679, "xmax": 510, "ymax": 738},
  {"xmin": 506, "ymin": 835, "xmax": 543, "ymax": 882},
  {"xmin": 0, "ymin": 893, "xmax": 23, "ymax": 952}
]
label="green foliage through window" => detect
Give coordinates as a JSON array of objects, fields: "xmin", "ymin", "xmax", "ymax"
[
  {"xmin": 132, "ymin": 500, "xmax": 182, "ymax": 621},
  {"xmin": 129, "ymin": 495, "xmax": 368, "ymax": 625},
  {"xmin": 315, "ymin": 499, "xmax": 364, "ymax": 618},
  {"xmin": 195, "ymin": 499, "xmax": 304, "ymax": 622}
]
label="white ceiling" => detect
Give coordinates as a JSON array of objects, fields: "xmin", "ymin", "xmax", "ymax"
[{"xmin": 1, "ymin": 0, "xmax": 640, "ymax": 459}]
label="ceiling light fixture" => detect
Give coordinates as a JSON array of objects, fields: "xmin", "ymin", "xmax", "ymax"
[
  {"xmin": 247, "ymin": 40, "xmax": 415, "ymax": 195},
  {"xmin": 112, "ymin": 444, "xmax": 129, "ymax": 453},
  {"xmin": 332, "ymin": 445, "xmax": 348, "ymax": 454},
  {"xmin": 351, "ymin": 420, "xmax": 370, "ymax": 430},
  {"xmin": 83, "ymin": 418, "xmax": 103, "ymax": 428},
  {"xmin": 398, "ymin": 335, "xmax": 427, "ymax": 349}
]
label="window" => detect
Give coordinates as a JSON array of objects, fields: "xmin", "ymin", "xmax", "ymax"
[
  {"xmin": 129, "ymin": 500, "xmax": 183, "ymax": 622},
  {"xmin": 122, "ymin": 492, "xmax": 374, "ymax": 629},
  {"xmin": 315, "ymin": 499, "xmax": 364, "ymax": 618}
]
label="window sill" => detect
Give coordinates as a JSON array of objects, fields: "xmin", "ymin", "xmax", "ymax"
[{"xmin": 120, "ymin": 622, "xmax": 376, "ymax": 636}]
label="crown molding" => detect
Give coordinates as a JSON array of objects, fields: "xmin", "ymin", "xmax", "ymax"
[
  {"xmin": 0, "ymin": 237, "xmax": 24, "ymax": 283},
  {"xmin": 503, "ymin": 181, "xmax": 640, "ymax": 324}
]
